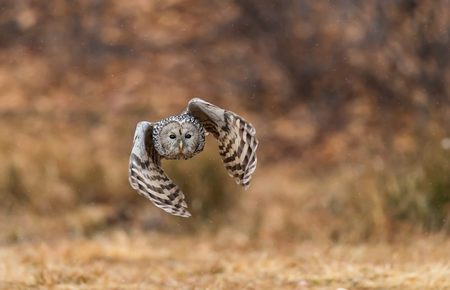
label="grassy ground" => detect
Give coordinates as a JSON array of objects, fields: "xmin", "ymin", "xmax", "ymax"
[
  {"xmin": 1, "ymin": 225, "xmax": 450, "ymax": 290},
  {"xmin": 1, "ymin": 159, "xmax": 450, "ymax": 290}
]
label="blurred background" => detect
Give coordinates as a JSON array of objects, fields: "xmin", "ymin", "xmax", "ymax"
[{"xmin": 0, "ymin": 0, "xmax": 449, "ymax": 244}]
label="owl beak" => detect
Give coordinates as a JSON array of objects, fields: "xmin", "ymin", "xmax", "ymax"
[{"xmin": 178, "ymin": 140, "xmax": 184, "ymax": 151}]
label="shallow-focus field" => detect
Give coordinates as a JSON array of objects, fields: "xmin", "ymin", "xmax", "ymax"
[
  {"xmin": 1, "ymin": 1, "xmax": 449, "ymax": 289},
  {"xmin": 1, "ymin": 229, "xmax": 450, "ymax": 290}
]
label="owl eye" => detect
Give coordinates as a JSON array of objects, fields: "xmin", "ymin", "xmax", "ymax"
[
  {"xmin": 169, "ymin": 134, "xmax": 176, "ymax": 139},
  {"xmin": 185, "ymin": 133, "xmax": 192, "ymax": 139}
]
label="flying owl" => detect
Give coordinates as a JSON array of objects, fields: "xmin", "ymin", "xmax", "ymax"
[{"xmin": 128, "ymin": 98, "xmax": 259, "ymax": 217}]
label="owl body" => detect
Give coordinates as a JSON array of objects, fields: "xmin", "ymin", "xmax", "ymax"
[{"xmin": 129, "ymin": 98, "xmax": 258, "ymax": 217}]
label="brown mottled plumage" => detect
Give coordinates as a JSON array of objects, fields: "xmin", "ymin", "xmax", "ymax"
[{"xmin": 129, "ymin": 98, "xmax": 258, "ymax": 217}]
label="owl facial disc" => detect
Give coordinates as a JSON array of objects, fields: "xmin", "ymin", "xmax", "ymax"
[{"xmin": 153, "ymin": 114, "xmax": 205, "ymax": 159}]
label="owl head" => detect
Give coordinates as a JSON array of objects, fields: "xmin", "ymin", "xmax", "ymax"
[{"xmin": 153, "ymin": 114, "xmax": 205, "ymax": 159}]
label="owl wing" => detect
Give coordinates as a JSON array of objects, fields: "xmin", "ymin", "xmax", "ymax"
[
  {"xmin": 129, "ymin": 121, "xmax": 191, "ymax": 217},
  {"xmin": 186, "ymin": 98, "xmax": 259, "ymax": 189}
]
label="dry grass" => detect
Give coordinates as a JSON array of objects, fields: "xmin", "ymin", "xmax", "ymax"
[{"xmin": 1, "ymin": 228, "xmax": 450, "ymax": 290}]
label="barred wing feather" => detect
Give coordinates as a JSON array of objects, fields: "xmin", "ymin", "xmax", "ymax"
[
  {"xmin": 128, "ymin": 122, "xmax": 191, "ymax": 217},
  {"xmin": 186, "ymin": 98, "xmax": 258, "ymax": 189}
]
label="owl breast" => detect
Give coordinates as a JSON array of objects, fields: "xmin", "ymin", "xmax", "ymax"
[{"xmin": 153, "ymin": 114, "xmax": 206, "ymax": 160}]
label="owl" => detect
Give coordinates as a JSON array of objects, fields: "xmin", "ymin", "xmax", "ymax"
[{"xmin": 129, "ymin": 98, "xmax": 259, "ymax": 217}]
